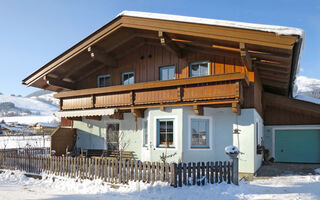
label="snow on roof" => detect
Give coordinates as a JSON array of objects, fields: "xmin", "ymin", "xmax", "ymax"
[
  {"xmin": 34, "ymin": 122, "xmax": 58, "ymax": 127},
  {"xmin": 118, "ymin": 11, "xmax": 305, "ymax": 38},
  {"xmin": 295, "ymin": 95, "xmax": 320, "ymax": 105}
]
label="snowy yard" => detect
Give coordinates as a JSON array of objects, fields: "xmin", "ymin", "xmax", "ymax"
[{"xmin": 0, "ymin": 170, "xmax": 320, "ymax": 200}]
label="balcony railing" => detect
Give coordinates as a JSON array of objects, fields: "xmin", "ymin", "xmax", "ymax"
[{"xmin": 54, "ymin": 73, "xmax": 249, "ymax": 111}]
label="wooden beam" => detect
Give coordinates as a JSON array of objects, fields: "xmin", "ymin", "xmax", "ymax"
[
  {"xmin": 240, "ymin": 43, "xmax": 253, "ymax": 71},
  {"xmin": 232, "ymin": 102, "xmax": 241, "ymax": 115},
  {"xmin": 86, "ymin": 116, "xmax": 102, "ymax": 121},
  {"xmin": 183, "ymin": 45, "xmax": 240, "ymax": 59},
  {"xmin": 259, "ymin": 71, "xmax": 290, "ymax": 81},
  {"xmin": 87, "ymin": 46, "xmax": 117, "ymax": 67},
  {"xmin": 131, "ymin": 109, "xmax": 144, "ymax": 118},
  {"xmin": 262, "ymin": 79, "xmax": 289, "ymax": 88},
  {"xmin": 256, "ymin": 64, "xmax": 290, "ymax": 74},
  {"xmin": 193, "ymin": 105, "xmax": 204, "ymax": 115},
  {"xmin": 250, "ymin": 51, "xmax": 292, "ymax": 65},
  {"xmin": 44, "ymin": 76, "xmax": 75, "ymax": 90},
  {"xmin": 75, "ymin": 64, "xmax": 106, "ymax": 82},
  {"xmin": 158, "ymin": 31, "xmax": 183, "ymax": 58},
  {"xmin": 67, "ymin": 117, "xmax": 82, "ymax": 121},
  {"xmin": 109, "ymin": 111, "xmax": 124, "ymax": 120},
  {"xmin": 254, "ymin": 60, "xmax": 290, "ymax": 70}
]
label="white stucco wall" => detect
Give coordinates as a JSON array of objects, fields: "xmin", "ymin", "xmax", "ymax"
[
  {"xmin": 143, "ymin": 107, "xmax": 183, "ymax": 163},
  {"xmin": 73, "ymin": 114, "xmax": 143, "ymax": 160},
  {"xmin": 72, "ymin": 106, "xmax": 262, "ymax": 174}
]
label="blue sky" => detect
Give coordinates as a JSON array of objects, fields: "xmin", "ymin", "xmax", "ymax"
[{"xmin": 0, "ymin": 0, "xmax": 319, "ymax": 96}]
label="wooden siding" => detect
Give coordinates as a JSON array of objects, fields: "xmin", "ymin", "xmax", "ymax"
[
  {"xmin": 51, "ymin": 127, "xmax": 77, "ymax": 156},
  {"xmin": 242, "ymin": 70, "xmax": 263, "ymax": 117},
  {"xmin": 135, "ymin": 88, "xmax": 179, "ymax": 105},
  {"xmin": 62, "ymin": 96, "xmax": 93, "ymax": 110},
  {"xmin": 264, "ymin": 106, "xmax": 320, "ymax": 125},
  {"xmin": 61, "ymin": 117, "xmax": 73, "ymax": 127},
  {"xmin": 182, "ymin": 83, "xmax": 239, "ymax": 101},
  {"xmin": 264, "ymin": 92, "xmax": 320, "ymax": 125},
  {"xmin": 95, "ymin": 93, "xmax": 132, "ymax": 107},
  {"xmin": 76, "ymin": 44, "xmax": 253, "ymax": 90}
]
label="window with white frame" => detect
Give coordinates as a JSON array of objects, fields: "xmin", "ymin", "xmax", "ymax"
[
  {"xmin": 191, "ymin": 118, "xmax": 209, "ymax": 148},
  {"xmin": 157, "ymin": 119, "xmax": 174, "ymax": 148},
  {"xmin": 143, "ymin": 120, "xmax": 148, "ymax": 147},
  {"xmin": 122, "ymin": 72, "xmax": 134, "ymax": 85},
  {"xmin": 160, "ymin": 65, "xmax": 175, "ymax": 80},
  {"xmin": 189, "ymin": 61, "xmax": 209, "ymax": 77},
  {"xmin": 97, "ymin": 74, "xmax": 111, "ymax": 88}
]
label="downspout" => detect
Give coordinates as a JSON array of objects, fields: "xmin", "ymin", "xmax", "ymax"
[{"xmin": 288, "ymin": 38, "xmax": 303, "ymax": 98}]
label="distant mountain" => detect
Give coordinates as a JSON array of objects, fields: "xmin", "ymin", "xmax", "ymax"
[{"xmin": 294, "ymin": 76, "xmax": 320, "ymax": 104}]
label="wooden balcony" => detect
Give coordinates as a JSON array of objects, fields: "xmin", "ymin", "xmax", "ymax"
[{"xmin": 54, "ymin": 73, "xmax": 249, "ymax": 114}]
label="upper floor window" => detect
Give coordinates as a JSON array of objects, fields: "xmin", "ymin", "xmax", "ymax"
[
  {"xmin": 191, "ymin": 118, "xmax": 209, "ymax": 148},
  {"xmin": 122, "ymin": 72, "xmax": 134, "ymax": 85},
  {"xmin": 97, "ymin": 74, "xmax": 111, "ymax": 88},
  {"xmin": 157, "ymin": 118, "xmax": 175, "ymax": 148},
  {"xmin": 160, "ymin": 66, "xmax": 175, "ymax": 81},
  {"xmin": 190, "ymin": 61, "xmax": 209, "ymax": 77}
]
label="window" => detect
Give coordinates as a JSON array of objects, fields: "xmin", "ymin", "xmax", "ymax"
[
  {"xmin": 143, "ymin": 120, "xmax": 148, "ymax": 147},
  {"xmin": 191, "ymin": 119, "xmax": 209, "ymax": 148},
  {"xmin": 160, "ymin": 66, "xmax": 175, "ymax": 80},
  {"xmin": 122, "ymin": 72, "xmax": 134, "ymax": 85},
  {"xmin": 157, "ymin": 119, "xmax": 174, "ymax": 148},
  {"xmin": 189, "ymin": 61, "xmax": 209, "ymax": 77},
  {"xmin": 97, "ymin": 75, "xmax": 111, "ymax": 88}
]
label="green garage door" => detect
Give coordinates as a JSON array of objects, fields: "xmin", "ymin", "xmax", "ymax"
[{"xmin": 275, "ymin": 129, "xmax": 320, "ymax": 163}]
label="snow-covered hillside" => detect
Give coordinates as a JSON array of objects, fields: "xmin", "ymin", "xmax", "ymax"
[
  {"xmin": 0, "ymin": 94, "xmax": 57, "ymax": 116},
  {"xmin": 0, "ymin": 90, "xmax": 59, "ymax": 125},
  {"xmin": 27, "ymin": 90, "xmax": 59, "ymax": 107},
  {"xmin": 294, "ymin": 76, "xmax": 320, "ymax": 104}
]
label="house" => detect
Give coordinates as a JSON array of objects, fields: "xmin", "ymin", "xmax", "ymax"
[
  {"xmin": 28, "ymin": 122, "xmax": 59, "ymax": 135},
  {"xmin": 22, "ymin": 11, "xmax": 320, "ymax": 176}
]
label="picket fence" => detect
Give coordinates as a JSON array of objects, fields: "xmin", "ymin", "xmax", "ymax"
[{"xmin": 0, "ymin": 151, "xmax": 237, "ymax": 187}]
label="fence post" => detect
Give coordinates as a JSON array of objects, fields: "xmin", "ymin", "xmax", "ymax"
[
  {"xmin": 170, "ymin": 163, "xmax": 177, "ymax": 188},
  {"xmin": 231, "ymin": 155, "xmax": 239, "ymax": 185},
  {"xmin": 225, "ymin": 147, "xmax": 239, "ymax": 186}
]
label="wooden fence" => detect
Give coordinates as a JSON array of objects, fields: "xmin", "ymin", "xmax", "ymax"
[{"xmin": 0, "ymin": 152, "xmax": 237, "ymax": 187}]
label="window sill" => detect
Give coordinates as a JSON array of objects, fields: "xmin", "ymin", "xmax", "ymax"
[{"xmin": 190, "ymin": 147, "xmax": 210, "ymax": 149}]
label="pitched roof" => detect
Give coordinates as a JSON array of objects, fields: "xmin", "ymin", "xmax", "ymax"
[{"xmin": 119, "ymin": 11, "xmax": 304, "ymax": 39}]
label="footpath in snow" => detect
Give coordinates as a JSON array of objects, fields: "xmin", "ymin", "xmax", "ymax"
[{"xmin": 0, "ymin": 169, "xmax": 320, "ymax": 200}]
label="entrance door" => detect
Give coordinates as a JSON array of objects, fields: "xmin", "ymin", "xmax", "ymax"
[{"xmin": 106, "ymin": 123, "xmax": 119, "ymax": 151}]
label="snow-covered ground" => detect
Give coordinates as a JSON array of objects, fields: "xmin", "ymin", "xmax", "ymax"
[
  {"xmin": 0, "ymin": 170, "xmax": 320, "ymax": 200},
  {"xmin": 0, "ymin": 115, "xmax": 59, "ymax": 125},
  {"xmin": 0, "ymin": 135, "xmax": 50, "ymax": 149}
]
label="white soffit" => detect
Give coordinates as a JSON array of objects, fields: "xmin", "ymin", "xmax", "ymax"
[{"xmin": 54, "ymin": 108, "xmax": 117, "ymax": 118}]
